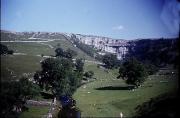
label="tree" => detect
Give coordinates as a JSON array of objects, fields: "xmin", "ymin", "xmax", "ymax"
[
  {"xmin": 118, "ymin": 58, "xmax": 148, "ymax": 88},
  {"xmin": 34, "ymin": 58, "xmax": 82, "ymax": 97},
  {"xmin": 55, "ymin": 47, "xmax": 64, "ymax": 57},
  {"xmin": 55, "ymin": 47, "xmax": 77, "ymax": 59},
  {"xmin": 1, "ymin": 78, "xmax": 41, "ymax": 118},
  {"xmin": 75, "ymin": 58, "xmax": 84, "ymax": 72},
  {"xmin": 84, "ymin": 71, "xmax": 94, "ymax": 78},
  {"xmin": 102, "ymin": 54, "xmax": 118, "ymax": 69},
  {"xmin": 7, "ymin": 50, "xmax": 14, "ymax": 55},
  {"xmin": 0, "ymin": 44, "xmax": 9, "ymax": 55},
  {"xmin": 65, "ymin": 48, "xmax": 77, "ymax": 59}
]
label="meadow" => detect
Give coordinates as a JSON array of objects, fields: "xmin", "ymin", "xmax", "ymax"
[
  {"xmin": 19, "ymin": 106, "xmax": 49, "ymax": 118},
  {"xmin": 1, "ymin": 40, "xmax": 178, "ymax": 117},
  {"xmin": 73, "ymin": 63, "xmax": 178, "ymax": 117}
]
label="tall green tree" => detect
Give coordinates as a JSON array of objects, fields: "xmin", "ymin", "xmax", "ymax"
[
  {"xmin": 118, "ymin": 58, "xmax": 148, "ymax": 88},
  {"xmin": 65, "ymin": 48, "xmax": 77, "ymax": 59},
  {"xmin": 102, "ymin": 54, "xmax": 118, "ymax": 69},
  {"xmin": 34, "ymin": 57, "xmax": 82, "ymax": 97},
  {"xmin": 75, "ymin": 58, "xmax": 84, "ymax": 72},
  {"xmin": 1, "ymin": 78, "xmax": 41, "ymax": 118},
  {"xmin": 55, "ymin": 47, "xmax": 64, "ymax": 57}
]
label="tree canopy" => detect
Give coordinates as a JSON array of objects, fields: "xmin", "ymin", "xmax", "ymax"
[
  {"xmin": 34, "ymin": 57, "xmax": 82, "ymax": 97},
  {"xmin": 55, "ymin": 47, "xmax": 77, "ymax": 59},
  {"xmin": 102, "ymin": 53, "xmax": 118, "ymax": 69},
  {"xmin": 0, "ymin": 43, "xmax": 14, "ymax": 55},
  {"xmin": 1, "ymin": 78, "xmax": 41, "ymax": 118},
  {"xmin": 118, "ymin": 58, "xmax": 148, "ymax": 87}
]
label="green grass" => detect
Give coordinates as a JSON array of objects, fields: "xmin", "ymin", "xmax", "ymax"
[
  {"xmin": 45, "ymin": 40, "xmax": 95, "ymax": 60},
  {"xmin": 1, "ymin": 39, "xmax": 95, "ymax": 80},
  {"xmin": 1, "ymin": 40, "xmax": 95, "ymax": 60},
  {"xmin": 1, "ymin": 55, "xmax": 42, "ymax": 80},
  {"xmin": 1, "ymin": 41, "xmax": 178, "ymax": 117},
  {"xmin": 1, "ymin": 42, "xmax": 55, "ymax": 56},
  {"xmin": 73, "ymin": 63, "xmax": 178, "ymax": 117},
  {"xmin": 19, "ymin": 106, "xmax": 49, "ymax": 118}
]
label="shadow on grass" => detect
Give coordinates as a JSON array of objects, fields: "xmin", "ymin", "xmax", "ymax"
[
  {"xmin": 95, "ymin": 85, "xmax": 135, "ymax": 90},
  {"xmin": 133, "ymin": 92, "xmax": 178, "ymax": 118}
]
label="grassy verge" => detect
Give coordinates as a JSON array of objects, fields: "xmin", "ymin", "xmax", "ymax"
[
  {"xmin": 73, "ymin": 63, "xmax": 178, "ymax": 117},
  {"xmin": 19, "ymin": 106, "xmax": 49, "ymax": 118},
  {"xmin": 1, "ymin": 55, "xmax": 42, "ymax": 80}
]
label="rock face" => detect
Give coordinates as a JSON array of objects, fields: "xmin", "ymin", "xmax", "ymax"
[
  {"xmin": 71, "ymin": 34, "xmax": 130, "ymax": 60},
  {"xmin": 1, "ymin": 30, "xmax": 131, "ymax": 60}
]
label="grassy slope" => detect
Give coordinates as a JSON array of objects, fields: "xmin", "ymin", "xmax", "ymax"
[
  {"xmin": 45, "ymin": 39, "xmax": 94, "ymax": 60},
  {"xmin": 19, "ymin": 106, "xmax": 49, "ymax": 118},
  {"xmin": 1, "ymin": 38, "xmax": 94, "ymax": 81},
  {"xmin": 1, "ymin": 42, "xmax": 55, "ymax": 56},
  {"xmin": 1, "ymin": 55, "xmax": 42, "ymax": 80},
  {"xmin": 1, "ymin": 39, "xmax": 95, "ymax": 60},
  {"xmin": 73, "ymin": 63, "xmax": 178, "ymax": 117}
]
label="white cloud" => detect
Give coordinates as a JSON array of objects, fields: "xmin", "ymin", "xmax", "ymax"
[{"xmin": 112, "ymin": 25, "xmax": 124, "ymax": 30}]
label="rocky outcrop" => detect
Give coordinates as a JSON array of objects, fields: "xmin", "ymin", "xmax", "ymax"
[{"xmin": 71, "ymin": 34, "xmax": 131, "ymax": 60}]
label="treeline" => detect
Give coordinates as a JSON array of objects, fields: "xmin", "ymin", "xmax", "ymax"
[
  {"xmin": 127, "ymin": 38, "xmax": 179, "ymax": 68},
  {"xmin": 1, "ymin": 78, "xmax": 41, "ymax": 118},
  {"xmin": 0, "ymin": 44, "xmax": 14, "ymax": 55}
]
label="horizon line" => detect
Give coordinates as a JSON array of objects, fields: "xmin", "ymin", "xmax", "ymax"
[{"xmin": 1, "ymin": 29, "xmax": 178, "ymax": 40}]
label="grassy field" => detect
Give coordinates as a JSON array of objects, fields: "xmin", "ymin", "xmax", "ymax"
[
  {"xmin": 1, "ymin": 42, "xmax": 55, "ymax": 56},
  {"xmin": 1, "ymin": 38, "xmax": 94, "ymax": 81},
  {"xmin": 19, "ymin": 106, "xmax": 49, "ymax": 118},
  {"xmin": 1, "ymin": 39, "xmax": 95, "ymax": 60},
  {"xmin": 45, "ymin": 39, "xmax": 94, "ymax": 60},
  {"xmin": 1, "ymin": 40, "xmax": 178, "ymax": 117},
  {"xmin": 1, "ymin": 55, "xmax": 42, "ymax": 80},
  {"xmin": 73, "ymin": 63, "xmax": 178, "ymax": 117}
]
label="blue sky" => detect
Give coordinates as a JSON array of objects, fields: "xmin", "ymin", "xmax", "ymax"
[{"xmin": 1, "ymin": 0, "xmax": 179, "ymax": 39}]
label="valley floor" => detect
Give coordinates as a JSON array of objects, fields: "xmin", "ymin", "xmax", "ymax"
[{"xmin": 73, "ymin": 63, "xmax": 178, "ymax": 117}]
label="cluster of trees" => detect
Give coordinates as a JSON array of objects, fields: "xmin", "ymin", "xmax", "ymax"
[
  {"xmin": 102, "ymin": 53, "xmax": 120, "ymax": 69},
  {"xmin": 1, "ymin": 78, "xmax": 41, "ymax": 118},
  {"xmin": 34, "ymin": 57, "xmax": 84, "ymax": 97},
  {"xmin": 55, "ymin": 48, "xmax": 77, "ymax": 59},
  {"xmin": 34, "ymin": 47, "xmax": 84, "ymax": 97},
  {"xmin": 0, "ymin": 44, "xmax": 14, "ymax": 55},
  {"xmin": 83, "ymin": 71, "xmax": 94, "ymax": 80},
  {"xmin": 102, "ymin": 38, "xmax": 179, "ymax": 87},
  {"xmin": 34, "ymin": 47, "xmax": 85, "ymax": 117},
  {"xmin": 101, "ymin": 53, "xmax": 158, "ymax": 87},
  {"xmin": 128, "ymin": 38, "xmax": 179, "ymax": 68}
]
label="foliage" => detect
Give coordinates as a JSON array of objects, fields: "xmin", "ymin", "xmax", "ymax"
[
  {"xmin": 58, "ymin": 97, "xmax": 80, "ymax": 118},
  {"xmin": 1, "ymin": 78, "xmax": 41, "ymax": 118},
  {"xmin": 0, "ymin": 43, "xmax": 14, "ymax": 55},
  {"xmin": 75, "ymin": 58, "xmax": 84, "ymax": 72},
  {"xmin": 102, "ymin": 54, "xmax": 118, "ymax": 69},
  {"xmin": 55, "ymin": 47, "xmax": 77, "ymax": 59},
  {"xmin": 55, "ymin": 47, "xmax": 64, "ymax": 57},
  {"xmin": 128, "ymin": 38, "xmax": 178, "ymax": 67},
  {"xmin": 34, "ymin": 57, "xmax": 83, "ymax": 97},
  {"xmin": 84, "ymin": 71, "xmax": 94, "ymax": 78},
  {"xmin": 118, "ymin": 58, "xmax": 148, "ymax": 87},
  {"xmin": 65, "ymin": 48, "xmax": 77, "ymax": 59},
  {"xmin": 133, "ymin": 93, "xmax": 178, "ymax": 118},
  {"xmin": 144, "ymin": 63, "xmax": 158, "ymax": 75}
]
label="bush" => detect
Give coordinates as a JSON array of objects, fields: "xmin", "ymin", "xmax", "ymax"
[{"xmin": 84, "ymin": 71, "xmax": 94, "ymax": 78}]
